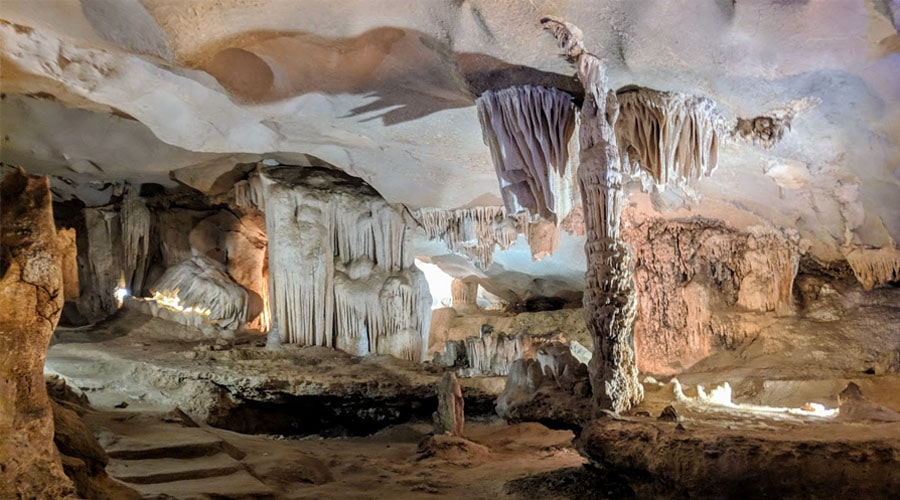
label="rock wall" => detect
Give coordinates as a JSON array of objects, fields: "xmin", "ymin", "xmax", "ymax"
[
  {"xmin": 77, "ymin": 206, "xmax": 126, "ymax": 321},
  {"xmin": 0, "ymin": 169, "xmax": 75, "ymax": 497},
  {"xmin": 259, "ymin": 165, "xmax": 431, "ymax": 361},
  {"xmin": 623, "ymin": 215, "xmax": 802, "ymax": 375}
]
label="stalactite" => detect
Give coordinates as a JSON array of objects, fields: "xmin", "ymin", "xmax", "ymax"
[
  {"xmin": 476, "ymin": 85, "xmax": 578, "ymax": 223},
  {"xmin": 120, "ymin": 189, "xmax": 151, "ymax": 295},
  {"xmin": 414, "ymin": 207, "xmax": 557, "ymax": 268},
  {"xmin": 261, "ymin": 165, "xmax": 430, "ymax": 361},
  {"xmin": 542, "ymin": 16, "xmax": 644, "ymax": 413},
  {"xmin": 615, "ymin": 88, "xmax": 725, "ymax": 187},
  {"xmin": 234, "ymin": 175, "xmax": 265, "ymax": 211},
  {"xmin": 415, "ymin": 206, "xmax": 508, "ymax": 268},
  {"xmin": 434, "ymin": 329, "xmax": 564, "ymax": 377},
  {"xmin": 845, "ymin": 246, "xmax": 900, "ymax": 290}
]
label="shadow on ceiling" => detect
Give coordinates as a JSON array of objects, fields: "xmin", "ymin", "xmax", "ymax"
[{"xmin": 194, "ymin": 27, "xmax": 581, "ymax": 126}]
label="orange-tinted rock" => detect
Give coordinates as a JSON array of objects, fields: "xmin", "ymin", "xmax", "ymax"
[{"xmin": 0, "ymin": 168, "xmax": 75, "ymax": 497}]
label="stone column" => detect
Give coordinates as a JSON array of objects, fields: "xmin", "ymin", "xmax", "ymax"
[
  {"xmin": 450, "ymin": 279, "xmax": 478, "ymax": 310},
  {"xmin": 542, "ymin": 17, "xmax": 643, "ymax": 413},
  {"xmin": 0, "ymin": 169, "xmax": 75, "ymax": 497}
]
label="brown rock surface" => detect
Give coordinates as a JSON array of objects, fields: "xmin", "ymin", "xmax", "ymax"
[
  {"xmin": 0, "ymin": 169, "xmax": 75, "ymax": 497},
  {"xmin": 578, "ymin": 416, "xmax": 900, "ymax": 498},
  {"xmin": 623, "ymin": 216, "xmax": 802, "ymax": 375}
]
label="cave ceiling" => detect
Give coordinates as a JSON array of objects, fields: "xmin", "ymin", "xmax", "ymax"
[{"xmin": 1, "ymin": 0, "xmax": 898, "ymax": 271}]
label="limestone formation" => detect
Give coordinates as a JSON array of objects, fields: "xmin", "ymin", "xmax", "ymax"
[
  {"xmin": 476, "ymin": 85, "xmax": 578, "ymax": 223},
  {"xmin": 731, "ymin": 97, "xmax": 819, "ymax": 149},
  {"xmin": 135, "ymin": 255, "xmax": 250, "ymax": 334},
  {"xmin": 189, "ymin": 210, "xmax": 269, "ymax": 329},
  {"xmin": 837, "ymin": 382, "xmax": 900, "ymax": 422},
  {"xmin": 57, "ymin": 227, "xmax": 79, "ymax": 301},
  {"xmin": 0, "ymin": 169, "xmax": 75, "ymax": 497},
  {"xmin": 120, "ymin": 189, "xmax": 152, "ymax": 296},
  {"xmin": 78, "ymin": 206, "xmax": 126, "ymax": 321},
  {"xmin": 433, "ymin": 372, "xmax": 465, "ymax": 436},
  {"xmin": 496, "ymin": 343, "xmax": 592, "ymax": 429},
  {"xmin": 844, "ymin": 246, "xmax": 900, "ymax": 290},
  {"xmin": 414, "ymin": 206, "xmax": 523, "ymax": 269},
  {"xmin": 450, "ymin": 279, "xmax": 478, "ymax": 310},
  {"xmin": 577, "ymin": 417, "xmax": 900, "ymax": 498},
  {"xmin": 541, "ymin": 16, "xmax": 643, "ymax": 413},
  {"xmin": 615, "ymin": 87, "xmax": 724, "ymax": 186},
  {"xmin": 433, "ymin": 329, "xmax": 564, "ymax": 377},
  {"xmin": 623, "ymin": 216, "xmax": 802, "ymax": 375},
  {"xmin": 260, "ymin": 165, "xmax": 431, "ymax": 361}
]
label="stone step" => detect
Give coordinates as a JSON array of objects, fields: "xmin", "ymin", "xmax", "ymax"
[
  {"xmin": 107, "ymin": 452, "xmax": 242, "ymax": 484},
  {"xmin": 130, "ymin": 469, "xmax": 276, "ymax": 499},
  {"xmin": 103, "ymin": 425, "xmax": 244, "ymax": 460}
]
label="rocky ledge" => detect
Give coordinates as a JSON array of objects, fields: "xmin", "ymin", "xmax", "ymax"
[{"xmin": 577, "ymin": 415, "xmax": 900, "ymax": 498}]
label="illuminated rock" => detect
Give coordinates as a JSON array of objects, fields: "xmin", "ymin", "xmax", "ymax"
[
  {"xmin": 136, "ymin": 255, "xmax": 250, "ymax": 335},
  {"xmin": 260, "ymin": 165, "xmax": 431, "ymax": 361},
  {"xmin": 624, "ymin": 217, "xmax": 802, "ymax": 375},
  {"xmin": 541, "ymin": 17, "xmax": 644, "ymax": 413},
  {"xmin": 0, "ymin": 168, "xmax": 75, "ymax": 497}
]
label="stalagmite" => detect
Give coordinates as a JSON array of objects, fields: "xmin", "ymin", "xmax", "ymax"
[
  {"xmin": 476, "ymin": 85, "xmax": 578, "ymax": 223},
  {"xmin": 450, "ymin": 279, "xmax": 478, "ymax": 310},
  {"xmin": 542, "ymin": 16, "xmax": 644, "ymax": 413},
  {"xmin": 261, "ymin": 165, "xmax": 431, "ymax": 361},
  {"xmin": 0, "ymin": 169, "xmax": 75, "ymax": 497},
  {"xmin": 433, "ymin": 372, "xmax": 465, "ymax": 436},
  {"xmin": 844, "ymin": 246, "xmax": 900, "ymax": 290}
]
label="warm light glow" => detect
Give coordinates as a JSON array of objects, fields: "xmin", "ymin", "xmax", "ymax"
[
  {"xmin": 114, "ymin": 286, "xmax": 129, "ymax": 307},
  {"xmin": 115, "ymin": 273, "xmax": 128, "ymax": 308},
  {"xmin": 147, "ymin": 290, "xmax": 212, "ymax": 316},
  {"xmin": 673, "ymin": 379, "xmax": 839, "ymax": 418}
]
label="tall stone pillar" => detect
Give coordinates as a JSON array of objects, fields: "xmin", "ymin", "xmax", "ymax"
[
  {"xmin": 542, "ymin": 18, "xmax": 643, "ymax": 413},
  {"xmin": 0, "ymin": 169, "xmax": 75, "ymax": 497}
]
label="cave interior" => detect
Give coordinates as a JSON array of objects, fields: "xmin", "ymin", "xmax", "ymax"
[{"xmin": 1, "ymin": 1, "xmax": 899, "ymax": 499}]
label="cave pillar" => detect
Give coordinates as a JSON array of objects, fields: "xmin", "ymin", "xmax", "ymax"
[
  {"xmin": 450, "ymin": 279, "xmax": 478, "ymax": 310},
  {"xmin": 542, "ymin": 18, "xmax": 643, "ymax": 413},
  {"xmin": 0, "ymin": 169, "xmax": 75, "ymax": 497}
]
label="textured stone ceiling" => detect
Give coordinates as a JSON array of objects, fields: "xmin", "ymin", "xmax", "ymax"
[{"xmin": 1, "ymin": 0, "xmax": 898, "ymax": 269}]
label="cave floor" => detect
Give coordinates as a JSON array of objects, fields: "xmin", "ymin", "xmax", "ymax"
[
  {"xmin": 46, "ymin": 305, "xmax": 900, "ymax": 498},
  {"xmin": 84, "ymin": 408, "xmax": 585, "ymax": 499},
  {"xmin": 46, "ymin": 310, "xmax": 589, "ymax": 499}
]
